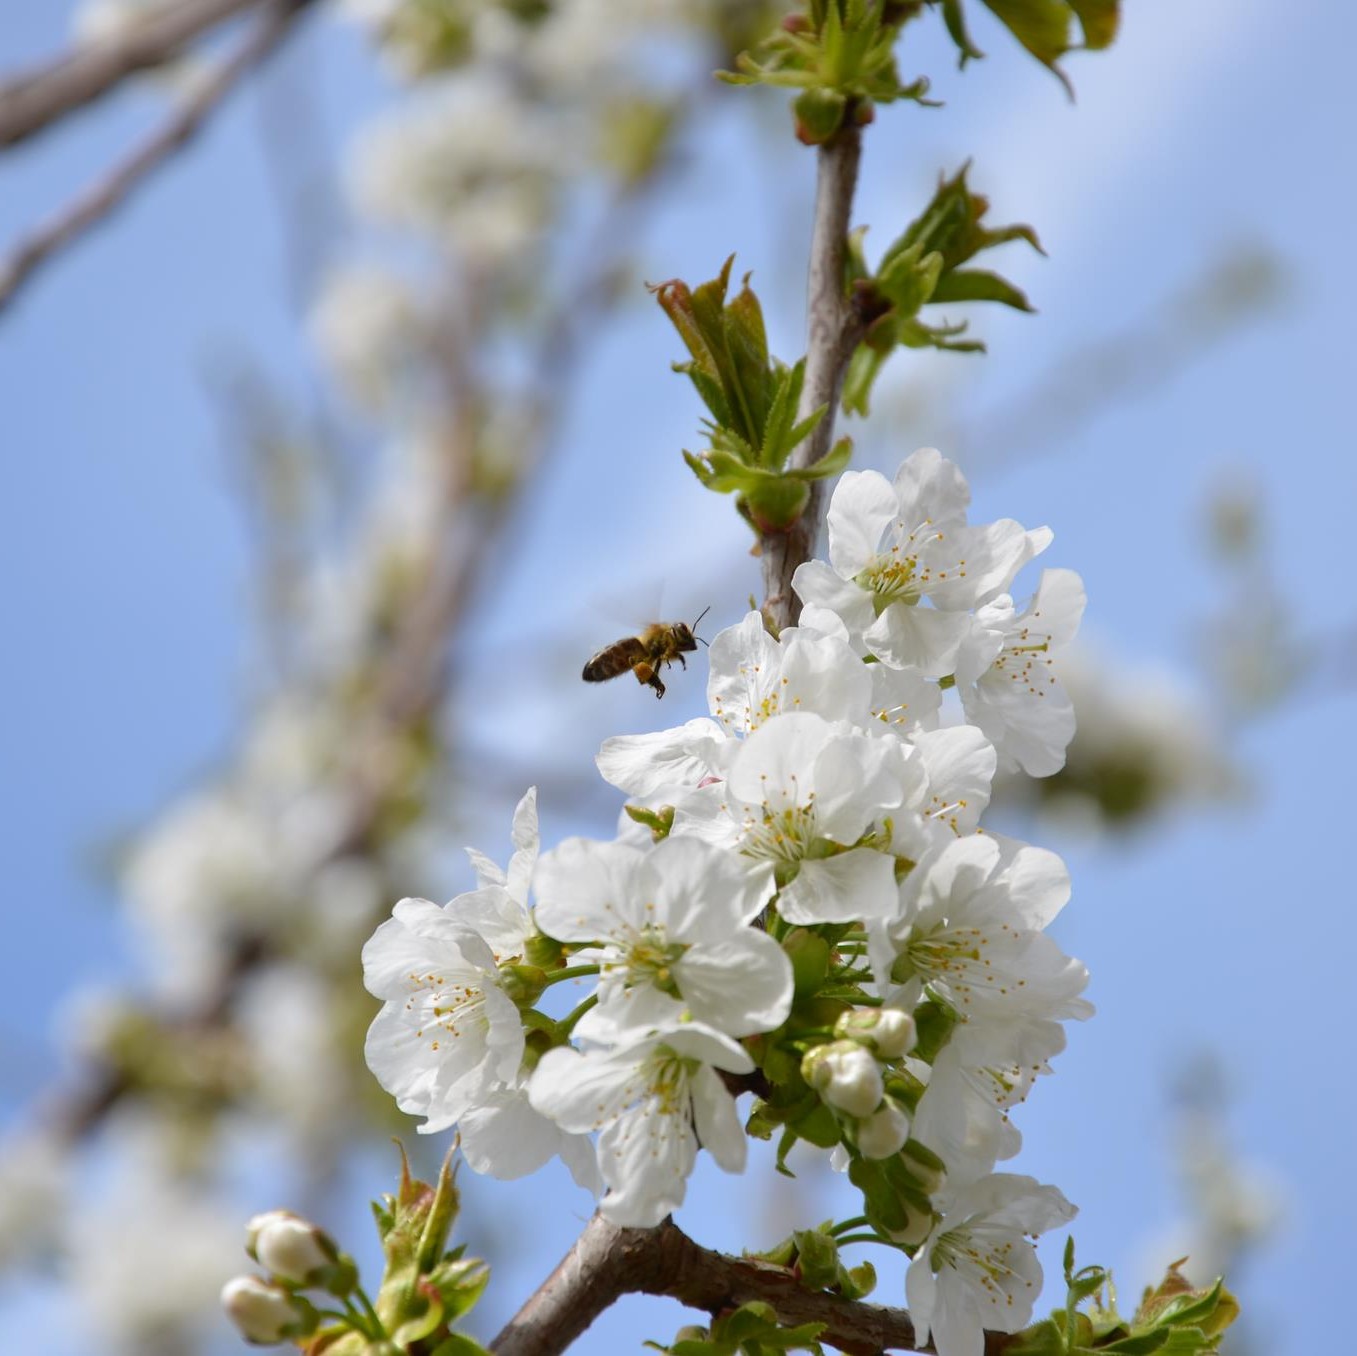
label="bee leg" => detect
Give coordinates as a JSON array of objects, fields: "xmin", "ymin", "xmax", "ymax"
[
  {"xmin": 678, "ymin": 654, "xmax": 687, "ymax": 670},
  {"xmin": 648, "ymin": 671, "xmax": 666, "ymax": 698}
]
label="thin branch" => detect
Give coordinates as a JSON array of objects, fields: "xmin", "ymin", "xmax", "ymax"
[
  {"xmin": 761, "ymin": 124, "xmax": 865, "ymax": 631},
  {"xmin": 0, "ymin": 0, "xmax": 316, "ymax": 313},
  {"xmin": 490, "ymin": 1213, "xmax": 1016, "ymax": 1356},
  {"xmin": 0, "ymin": 0, "xmax": 272, "ymax": 148}
]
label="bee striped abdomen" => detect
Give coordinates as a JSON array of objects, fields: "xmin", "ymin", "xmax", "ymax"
[{"xmin": 582, "ymin": 636, "xmax": 649, "ymax": 683}]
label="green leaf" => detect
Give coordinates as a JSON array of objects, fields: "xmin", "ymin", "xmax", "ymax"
[
  {"xmin": 788, "ymin": 436, "xmax": 853, "ymax": 482},
  {"xmin": 930, "ymin": 266, "xmax": 1035, "ymax": 311},
  {"xmin": 429, "ymin": 1336, "xmax": 492, "ymax": 1356},
  {"xmin": 791, "ymin": 1228, "xmax": 841, "ymax": 1290},
  {"xmin": 941, "ymin": 0, "xmax": 985, "ymax": 64},
  {"xmin": 981, "ymin": 0, "xmax": 1072, "ymax": 72},
  {"xmin": 724, "ymin": 275, "xmax": 775, "ymax": 444},
  {"xmin": 841, "ymin": 343, "xmax": 891, "ymax": 417},
  {"xmin": 682, "ymin": 449, "xmax": 717, "ymax": 489},
  {"xmin": 1069, "ymin": 0, "xmax": 1120, "ymax": 48},
  {"xmin": 1003, "ymin": 1319, "xmax": 1066, "ymax": 1356},
  {"xmin": 761, "ymin": 362, "xmax": 809, "ymax": 469}
]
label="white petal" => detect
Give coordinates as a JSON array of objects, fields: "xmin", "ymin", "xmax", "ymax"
[
  {"xmin": 866, "ymin": 605, "xmax": 973, "ymax": 677},
  {"xmin": 777, "ymin": 849, "xmax": 898, "ymax": 925},
  {"xmin": 596, "ymin": 1100, "xmax": 694, "ymax": 1226},
  {"xmin": 893, "ymin": 447, "xmax": 971, "ymax": 525},
  {"xmin": 689, "ymin": 1064, "xmax": 747, "ymax": 1173},
  {"xmin": 827, "ymin": 470, "xmax": 898, "ymax": 577},
  {"xmin": 595, "ymin": 719, "xmax": 725, "ymax": 797},
  {"xmin": 528, "ymin": 1046, "xmax": 636, "ymax": 1134},
  {"xmin": 459, "ymin": 1088, "xmax": 571, "ymax": 1180},
  {"xmin": 533, "ymin": 838, "xmax": 646, "ymax": 943},
  {"xmin": 648, "ymin": 837, "xmax": 775, "ymax": 937},
  {"xmin": 506, "ymin": 786, "xmax": 539, "ymax": 902},
  {"xmin": 727, "ymin": 711, "xmax": 834, "ymax": 810},
  {"xmin": 905, "ymin": 1255, "xmax": 938, "ymax": 1349},
  {"xmin": 673, "ymin": 932, "xmax": 793, "ymax": 1035}
]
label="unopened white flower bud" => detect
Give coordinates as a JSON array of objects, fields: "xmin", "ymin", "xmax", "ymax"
[
  {"xmin": 856, "ymin": 1100, "xmax": 910, "ymax": 1159},
  {"xmin": 221, "ymin": 1275, "xmax": 317, "ymax": 1345},
  {"xmin": 834, "ymin": 1006, "xmax": 916, "ymax": 1059},
  {"xmin": 246, "ymin": 1210, "xmax": 333, "ymax": 1286},
  {"xmin": 802, "ymin": 1040, "xmax": 883, "ymax": 1118}
]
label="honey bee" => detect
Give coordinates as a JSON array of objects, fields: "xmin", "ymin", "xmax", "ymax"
[{"xmin": 582, "ymin": 607, "xmax": 711, "ymax": 699}]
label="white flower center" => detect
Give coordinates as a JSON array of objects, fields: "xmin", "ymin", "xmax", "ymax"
[
  {"xmin": 733, "ymin": 785, "xmax": 819, "ymax": 865},
  {"xmin": 713, "ymin": 666, "xmax": 800, "ymax": 735},
  {"xmin": 854, "ymin": 521, "xmax": 969, "ymax": 611},
  {"xmin": 405, "ymin": 969, "xmax": 491, "ymax": 1053},
  {"xmin": 602, "ymin": 920, "xmax": 687, "ymax": 996},
  {"xmin": 902, "ymin": 921, "xmax": 1026, "ymax": 1009},
  {"xmin": 931, "ymin": 1223, "xmax": 1025, "ymax": 1311},
  {"xmin": 989, "ymin": 623, "xmax": 1056, "ymax": 695}
]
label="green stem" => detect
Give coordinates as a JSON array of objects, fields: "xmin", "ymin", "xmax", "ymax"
[
  {"xmin": 829, "ymin": 1215, "xmax": 871, "ymax": 1237},
  {"xmin": 834, "ymin": 1233, "xmax": 897, "ymax": 1249},
  {"xmin": 557, "ymin": 993, "xmax": 599, "ymax": 1038},
  {"xmin": 353, "ymin": 1286, "xmax": 385, "ymax": 1337},
  {"xmin": 544, "ymin": 964, "xmax": 600, "ymax": 985}
]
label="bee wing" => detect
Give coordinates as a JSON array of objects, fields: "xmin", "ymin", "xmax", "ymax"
[{"xmin": 587, "ymin": 578, "xmax": 667, "ymax": 633}]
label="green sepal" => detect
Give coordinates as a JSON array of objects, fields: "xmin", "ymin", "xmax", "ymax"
[
  {"xmin": 1003, "ymin": 1319, "xmax": 1066, "ymax": 1356},
  {"xmin": 429, "ymin": 1335, "xmax": 493, "ymax": 1356},
  {"xmin": 930, "ymin": 266, "xmax": 1035, "ymax": 311},
  {"xmin": 368, "ymin": 1146, "xmax": 488, "ymax": 1348},
  {"xmin": 498, "ymin": 965, "xmax": 548, "ymax": 1009},
  {"xmin": 911, "ymin": 997, "xmax": 959, "ymax": 1062},
  {"xmin": 624, "ymin": 803, "xmax": 675, "ymax": 841},
  {"xmin": 783, "ymin": 929, "xmax": 831, "ymax": 1000}
]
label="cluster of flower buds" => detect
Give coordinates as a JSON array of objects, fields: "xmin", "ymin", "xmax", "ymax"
[
  {"xmin": 221, "ymin": 1211, "xmax": 351, "ymax": 1346},
  {"xmin": 360, "ymin": 448, "xmax": 1093, "ymax": 1356}
]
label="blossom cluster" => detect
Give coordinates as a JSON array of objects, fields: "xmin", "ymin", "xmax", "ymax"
[{"xmin": 363, "ymin": 448, "xmax": 1089, "ymax": 1356}]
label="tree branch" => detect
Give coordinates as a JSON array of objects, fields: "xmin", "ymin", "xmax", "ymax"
[
  {"xmin": 761, "ymin": 125, "xmax": 865, "ymax": 631},
  {"xmin": 0, "ymin": 0, "xmax": 316, "ymax": 313},
  {"xmin": 490, "ymin": 1214, "xmax": 1016, "ymax": 1356},
  {"xmin": 0, "ymin": 0, "xmax": 275, "ymax": 148}
]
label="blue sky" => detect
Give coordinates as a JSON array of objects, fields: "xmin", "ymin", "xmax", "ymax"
[{"xmin": 2, "ymin": 1, "xmax": 1355, "ymax": 1352}]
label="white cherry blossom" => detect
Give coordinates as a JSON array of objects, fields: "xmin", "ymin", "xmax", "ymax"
[
  {"xmin": 533, "ymin": 836, "xmax": 788, "ymax": 1036},
  {"xmin": 362, "ymin": 899, "xmax": 524, "ymax": 1134},
  {"xmin": 672, "ymin": 711, "xmax": 912, "ymax": 925},
  {"xmin": 529, "ymin": 1020, "xmax": 752, "ymax": 1227},
  {"xmin": 906, "ymin": 1174, "xmax": 1076, "ymax": 1356},
  {"xmin": 956, "ymin": 569, "xmax": 1086, "ymax": 777},
  {"xmin": 869, "ymin": 835, "xmax": 1092, "ymax": 1021},
  {"xmin": 909, "ymin": 1013, "xmax": 1069, "ymax": 1180},
  {"xmin": 707, "ymin": 611, "xmax": 873, "ymax": 737},
  {"xmin": 792, "ymin": 451, "xmax": 1047, "ymax": 676}
]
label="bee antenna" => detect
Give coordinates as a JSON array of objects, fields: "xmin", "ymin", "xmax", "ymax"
[{"xmin": 691, "ymin": 604, "xmax": 712, "ymax": 634}]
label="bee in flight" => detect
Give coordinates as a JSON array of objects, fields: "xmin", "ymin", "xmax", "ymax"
[{"xmin": 582, "ymin": 607, "xmax": 710, "ymax": 699}]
